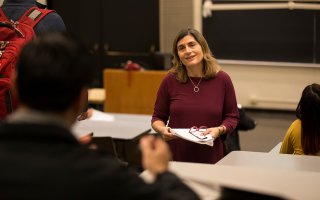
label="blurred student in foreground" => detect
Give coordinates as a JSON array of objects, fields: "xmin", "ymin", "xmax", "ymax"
[
  {"xmin": 280, "ymin": 83, "xmax": 320, "ymax": 155},
  {"xmin": 0, "ymin": 32, "xmax": 199, "ymax": 199}
]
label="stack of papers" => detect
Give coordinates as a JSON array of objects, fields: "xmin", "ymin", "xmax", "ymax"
[{"xmin": 172, "ymin": 129, "xmax": 214, "ymax": 146}]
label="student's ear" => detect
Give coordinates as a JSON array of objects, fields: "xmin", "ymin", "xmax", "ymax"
[
  {"xmin": 78, "ymin": 88, "xmax": 89, "ymax": 114},
  {"xmin": 73, "ymin": 88, "xmax": 88, "ymax": 117},
  {"xmin": 76, "ymin": 88, "xmax": 91, "ymax": 121}
]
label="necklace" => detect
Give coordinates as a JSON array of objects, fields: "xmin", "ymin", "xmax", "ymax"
[{"xmin": 189, "ymin": 77, "xmax": 202, "ymax": 92}]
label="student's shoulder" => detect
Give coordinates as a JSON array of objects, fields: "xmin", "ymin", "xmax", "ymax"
[
  {"xmin": 41, "ymin": 11, "xmax": 66, "ymax": 27},
  {"xmin": 286, "ymin": 119, "xmax": 301, "ymax": 136},
  {"xmin": 291, "ymin": 119, "xmax": 301, "ymax": 128}
]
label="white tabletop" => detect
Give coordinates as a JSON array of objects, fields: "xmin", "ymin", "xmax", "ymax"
[
  {"xmin": 216, "ymin": 151, "xmax": 320, "ymax": 172},
  {"xmin": 72, "ymin": 111, "xmax": 152, "ymax": 140},
  {"xmin": 169, "ymin": 161, "xmax": 320, "ymax": 200},
  {"xmin": 269, "ymin": 142, "xmax": 282, "ymax": 154},
  {"xmin": 111, "ymin": 113, "xmax": 153, "ymax": 123}
]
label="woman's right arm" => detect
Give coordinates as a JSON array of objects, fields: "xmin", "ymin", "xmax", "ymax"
[
  {"xmin": 152, "ymin": 120, "xmax": 176, "ymax": 141},
  {"xmin": 152, "ymin": 74, "xmax": 176, "ymax": 141}
]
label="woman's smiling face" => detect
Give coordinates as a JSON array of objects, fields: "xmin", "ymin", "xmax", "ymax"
[{"xmin": 177, "ymin": 34, "xmax": 204, "ymax": 69}]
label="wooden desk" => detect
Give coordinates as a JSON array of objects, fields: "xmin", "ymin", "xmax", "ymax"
[
  {"xmin": 103, "ymin": 69, "xmax": 167, "ymax": 114},
  {"xmin": 169, "ymin": 161, "xmax": 320, "ymax": 200},
  {"xmin": 216, "ymin": 151, "xmax": 320, "ymax": 172}
]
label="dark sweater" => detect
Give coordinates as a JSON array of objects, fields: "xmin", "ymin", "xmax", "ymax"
[
  {"xmin": 1, "ymin": 0, "xmax": 66, "ymax": 34},
  {"xmin": 0, "ymin": 122, "xmax": 200, "ymax": 199}
]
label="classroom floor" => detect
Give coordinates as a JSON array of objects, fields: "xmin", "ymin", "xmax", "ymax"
[{"xmin": 238, "ymin": 110, "xmax": 296, "ymax": 152}]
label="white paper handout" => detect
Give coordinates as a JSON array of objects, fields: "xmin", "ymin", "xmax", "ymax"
[
  {"xmin": 172, "ymin": 128, "xmax": 214, "ymax": 146},
  {"xmin": 88, "ymin": 108, "xmax": 115, "ymax": 121}
]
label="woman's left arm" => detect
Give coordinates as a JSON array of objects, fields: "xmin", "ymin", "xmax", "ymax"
[{"xmin": 221, "ymin": 72, "xmax": 240, "ymax": 135}]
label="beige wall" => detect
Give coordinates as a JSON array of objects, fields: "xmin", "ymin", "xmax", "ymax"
[
  {"xmin": 159, "ymin": 1, "xmax": 320, "ymax": 111},
  {"xmin": 159, "ymin": 0, "xmax": 202, "ymax": 53},
  {"xmin": 221, "ymin": 60, "xmax": 320, "ymax": 111}
]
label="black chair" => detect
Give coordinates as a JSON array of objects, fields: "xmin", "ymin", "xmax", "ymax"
[
  {"xmin": 91, "ymin": 136, "xmax": 118, "ymax": 158},
  {"xmin": 223, "ymin": 106, "xmax": 256, "ymax": 155}
]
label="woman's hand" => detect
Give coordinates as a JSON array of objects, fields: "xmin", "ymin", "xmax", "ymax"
[
  {"xmin": 152, "ymin": 120, "xmax": 178, "ymax": 141},
  {"xmin": 203, "ymin": 126, "xmax": 225, "ymax": 138},
  {"xmin": 160, "ymin": 126, "xmax": 177, "ymax": 141}
]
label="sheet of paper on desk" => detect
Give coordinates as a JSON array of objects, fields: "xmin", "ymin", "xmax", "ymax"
[
  {"xmin": 73, "ymin": 112, "xmax": 151, "ymax": 140},
  {"xmin": 73, "ymin": 109, "xmax": 114, "ymax": 138},
  {"xmin": 172, "ymin": 129, "xmax": 214, "ymax": 146},
  {"xmin": 89, "ymin": 109, "xmax": 115, "ymax": 121}
]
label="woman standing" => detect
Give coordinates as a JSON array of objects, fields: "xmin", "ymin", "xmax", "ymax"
[{"xmin": 152, "ymin": 28, "xmax": 239, "ymax": 164}]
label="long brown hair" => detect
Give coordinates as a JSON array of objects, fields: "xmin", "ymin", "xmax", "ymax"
[
  {"xmin": 296, "ymin": 83, "xmax": 320, "ymax": 155},
  {"xmin": 169, "ymin": 27, "xmax": 220, "ymax": 83}
]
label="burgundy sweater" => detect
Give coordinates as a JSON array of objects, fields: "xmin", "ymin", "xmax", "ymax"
[{"xmin": 152, "ymin": 71, "xmax": 239, "ymax": 164}]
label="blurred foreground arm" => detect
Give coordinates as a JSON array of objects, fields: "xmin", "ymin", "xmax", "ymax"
[
  {"xmin": 140, "ymin": 135, "xmax": 171, "ymax": 175},
  {"xmin": 139, "ymin": 135, "xmax": 200, "ymax": 200}
]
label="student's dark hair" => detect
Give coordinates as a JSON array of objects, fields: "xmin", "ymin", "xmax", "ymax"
[
  {"xmin": 296, "ymin": 83, "xmax": 320, "ymax": 155},
  {"xmin": 16, "ymin": 32, "xmax": 94, "ymax": 112}
]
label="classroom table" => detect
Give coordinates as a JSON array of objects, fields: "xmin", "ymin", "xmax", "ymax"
[
  {"xmin": 72, "ymin": 110, "xmax": 152, "ymax": 168},
  {"xmin": 216, "ymin": 150, "xmax": 320, "ymax": 172},
  {"xmin": 73, "ymin": 112, "xmax": 152, "ymax": 140},
  {"xmin": 269, "ymin": 142, "xmax": 282, "ymax": 154},
  {"xmin": 168, "ymin": 161, "xmax": 320, "ymax": 200}
]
